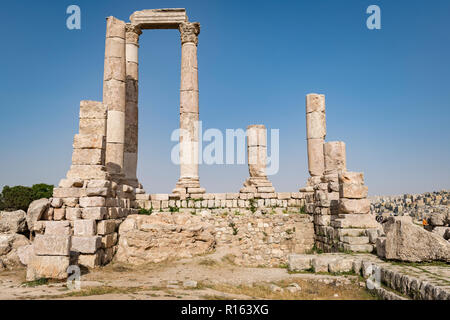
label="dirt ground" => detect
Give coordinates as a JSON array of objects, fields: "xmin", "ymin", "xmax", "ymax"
[{"xmin": 0, "ymin": 251, "xmax": 376, "ymax": 300}]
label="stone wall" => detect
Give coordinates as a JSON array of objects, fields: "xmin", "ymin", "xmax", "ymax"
[{"xmin": 116, "ymin": 211, "xmax": 314, "ymax": 268}]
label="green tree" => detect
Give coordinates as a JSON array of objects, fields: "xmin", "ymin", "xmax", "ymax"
[
  {"xmin": 31, "ymin": 184, "xmax": 54, "ymax": 200},
  {"xmin": 1, "ymin": 186, "xmax": 34, "ymax": 211},
  {"xmin": 0, "ymin": 184, "xmax": 54, "ymax": 211}
]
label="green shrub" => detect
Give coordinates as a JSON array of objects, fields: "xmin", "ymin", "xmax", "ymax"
[
  {"xmin": 0, "ymin": 184, "xmax": 54, "ymax": 211},
  {"xmin": 138, "ymin": 208, "xmax": 153, "ymax": 215}
]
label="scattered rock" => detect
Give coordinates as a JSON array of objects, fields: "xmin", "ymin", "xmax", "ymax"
[
  {"xmin": 183, "ymin": 280, "xmax": 198, "ymax": 289},
  {"xmin": 26, "ymin": 199, "xmax": 50, "ymax": 232},
  {"xmin": 379, "ymin": 216, "xmax": 450, "ymax": 262},
  {"xmin": 0, "ymin": 210, "xmax": 27, "ymax": 234}
]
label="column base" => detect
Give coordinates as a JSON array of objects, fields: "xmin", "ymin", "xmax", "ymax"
[
  {"xmin": 240, "ymin": 176, "xmax": 275, "ymax": 193},
  {"xmin": 173, "ymin": 177, "xmax": 205, "ymax": 197}
]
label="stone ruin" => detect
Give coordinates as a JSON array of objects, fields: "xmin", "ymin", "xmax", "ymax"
[{"xmin": 24, "ymin": 8, "xmax": 380, "ymax": 280}]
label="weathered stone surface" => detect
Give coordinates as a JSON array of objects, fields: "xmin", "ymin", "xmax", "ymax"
[
  {"xmin": 116, "ymin": 213, "xmax": 215, "ymax": 264},
  {"xmin": 307, "ymin": 138, "xmax": 324, "ymax": 176},
  {"xmin": 74, "ymin": 220, "xmax": 96, "ymax": 236},
  {"xmin": 339, "ymin": 199, "xmax": 371, "ymax": 214},
  {"xmin": 288, "ymin": 254, "xmax": 312, "ymax": 271},
  {"xmin": 79, "ymin": 101, "xmax": 107, "ymax": 119},
  {"xmin": 324, "ymin": 141, "xmax": 346, "ymax": 174},
  {"xmin": 26, "ymin": 199, "xmax": 49, "ymax": 232},
  {"xmin": 78, "ymin": 251, "xmax": 103, "ymax": 268},
  {"xmin": 33, "ymin": 235, "xmax": 71, "ymax": 256},
  {"xmin": 339, "ymin": 183, "xmax": 368, "ymax": 199},
  {"xmin": 71, "ymin": 236, "xmax": 102, "ymax": 254},
  {"xmin": 79, "ymin": 197, "xmax": 106, "ymax": 208},
  {"xmin": 72, "ymin": 149, "xmax": 104, "ymax": 165},
  {"xmin": 339, "ymin": 172, "xmax": 364, "ymax": 185},
  {"xmin": 332, "ymin": 214, "xmax": 378, "ymax": 229},
  {"xmin": 73, "ymin": 134, "xmax": 105, "ymax": 150},
  {"xmin": 328, "ymin": 257, "xmax": 354, "ymax": 273},
  {"xmin": 0, "ymin": 210, "xmax": 27, "ymax": 234},
  {"xmin": 97, "ymin": 220, "xmax": 116, "ymax": 235},
  {"xmin": 130, "ymin": 8, "xmax": 188, "ymax": 29},
  {"xmin": 65, "ymin": 208, "xmax": 82, "ymax": 221},
  {"xmin": 45, "ymin": 221, "xmax": 71, "ymax": 236},
  {"xmin": 0, "ymin": 234, "xmax": 30, "ymax": 269},
  {"xmin": 26, "ymin": 256, "xmax": 69, "ymax": 281},
  {"xmin": 17, "ymin": 244, "xmax": 34, "ymax": 266},
  {"xmin": 82, "ymin": 208, "xmax": 107, "ymax": 220},
  {"xmin": 380, "ymin": 217, "xmax": 450, "ymax": 262}
]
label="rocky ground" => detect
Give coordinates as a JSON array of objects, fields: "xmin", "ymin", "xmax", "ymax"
[{"xmin": 0, "ymin": 250, "xmax": 375, "ymax": 300}]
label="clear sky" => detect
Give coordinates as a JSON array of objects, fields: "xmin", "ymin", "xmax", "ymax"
[{"xmin": 0, "ymin": 0, "xmax": 449, "ymax": 196}]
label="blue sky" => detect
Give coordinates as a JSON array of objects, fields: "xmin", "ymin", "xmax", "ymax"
[{"xmin": 0, "ymin": 0, "xmax": 449, "ymax": 196}]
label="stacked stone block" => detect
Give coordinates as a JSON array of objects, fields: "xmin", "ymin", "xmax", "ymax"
[
  {"xmin": 331, "ymin": 172, "xmax": 378, "ymax": 252},
  {"xmin": 305, "ymin": 94, "xmax": 326, "ymax": 178},
  {"xmin": 26, "ymin": 221, "xmax": 71, "ymax": 280},
  {"xmin": 135, "ymin": 192, "xmax": 307, "ymax": 212}
]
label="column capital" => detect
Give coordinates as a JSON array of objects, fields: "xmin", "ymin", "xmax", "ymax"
[
  {"xmin": 125, "ymin": 24, "xmax": 142, "ymax": 45},
  {"xmin": 179, "ymin": 22, "xmax": 200, "ymax": 45}
]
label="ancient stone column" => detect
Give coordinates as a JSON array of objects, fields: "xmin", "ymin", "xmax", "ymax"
[
  {"xmin": 123, "ymin": 24, "xmax": 142, "ymax": 187},
  {"xmin": 241, "ymin": 125, "xmax": 275, "ymax": 193},
  {"xmin": 174, "ymin": 22, "xmax": 204, "ymax": 195},
  {"xmin": 104, "ymin": 17, "xmax": 127, "ymax": 178},
  {"xmin": 306, "ymin": 94, "xmax": 326, "ymax": 177}
]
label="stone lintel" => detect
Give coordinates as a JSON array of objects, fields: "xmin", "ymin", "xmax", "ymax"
[{"xmin": 130, "ymin": 8, "xmax": 188, "ymax": 29}]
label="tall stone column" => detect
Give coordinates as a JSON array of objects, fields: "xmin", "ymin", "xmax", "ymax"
[
  {"xmin": 241, "ymin": 125, "xmax": 275, "ymax": 193},
  {"xmin": 174, "ymin": 22, "xmax": 205, "ymax": 195},
  {"xmin": 306, "ymin": 94, "xmax": 326, "ymax": 177},
  {"xmin": 104, "ymin": 17, "xmax": 127, "ymax": 179},
  {"xmin": 124, "ymin": 24, "xmax": 142, "ymax": 188}
]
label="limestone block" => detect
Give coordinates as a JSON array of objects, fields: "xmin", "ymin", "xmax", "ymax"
[
  {"xmin": 342, "ymin": 236, "xmax": 370, "ymax": 245},
  {"xmin": 328, "ymin": 258, "xmax": 354, "ymax": 273},
  {"xmin": 58, "ymin": 178, "xmax": 84, "ymax": 188},
  {"xmin": 51, "ymin": 198, "xmax": 63, "ymax": 208},
  {"xmin": 34, "ymin": 235, "xmax": 71, "ymax": 256},
  {"xmin": 226, "ymin": 193, "xmax": 239, "ymax": 200},
  {"xmin": 82, "ymin": 208, "xmax": 107, "ymax": 220},
  {"xmin": 67, "ymin": 165, "xmax": 108, "ymax": 180},
  {"xmin": 339, "ymin": 183, "xmax": 368, "ymax": 199},
  {"xmin": 341, "ymin": 244, "xmax": 373, "ymax": 253},
  {"xmin": 45, "ymin": 221, "xmax": 70, "ymax": 236},
  {"xmin": 71, "ymin": 236, "xmax": 102, "ymax": 254},
  {"xmin": 79, "ymin": 118, "xmax": 106, "ymax": 136},
  {"xmin": 129, "ymin": 8, "xmax": 188, "ymax": 29},
  {"xmin": 288, "ymin": 254, "xmax": 312, "ymax": 271},
  {"xmin": 307, "ymin": 138, "xmax": 324, "ymax": 176},
  {"xmin": 332, "ymin": 214, "xmax": 378, "ymax": 229},
  {"xmin": 79, "ymin": 197, "xmax": 106, "ymax": 208},
  {"xmin": 180, "ymin": 66, "xmax": 198, "ymax": 91},
  {"xmin": 97, "ymin": 220, "xmax": 116, "ymax": 235},
  {"xmin": 0, "ymin": 210, "xmax": 27, "ymax": 234},
  {"xmin": 87, "ymin": 180, "xmax": 111, "ymax": 188},
  {"xmin": 306, "ymin": 94, "xmax": 325, "ymax": 113},
  {"xmin": 106, "ymin": 16, "xmax": 126, "ymax": 39},
  {"xmin": 74, "ymin": 220, "xmax": 96, "ymax": 236},
  {"xmin": 63, "ymin": 198, "xmax": 79, "ymax": 208},
  {"xmin": 53, "ymin": 188, "xmax": 82, "ymax": 198},
  {"xmin": 26, "ymin": 199, "xmax": 50, "ymax": 232},
  {"xmin": 339, "ymin": 172, "xmax": 364, "ymax": 185},
  {"xmin": 258, "ymin": 187, "xmax": 275, "ymax": 193},
  {"xmin": 79, "ymin": 101, "xmax": 107, "ymax": 119},
  {"xmin": 26, "ymin": 256, "xmax": 69, "ymax": 281},
  {"xmin": 101, "ymin": 233, "xmax": 117, "ymax": 249},
  {"xmin": 306, "ymin": 111, "xmax": 326, "ymax": 139},
  {"xmin": 78, "ymin": 251, "xmax": 103, "ymax": 268},
  {"xmin": 277, "ymin": 193, "xmax": 291, "ymax": 200},
  {"xmin": 126, "ymin": 43, "xmax": 139, "ymax": 64},
  {"xmin": 85, "ymin": 188, "xmax": 108, "ymax": 197},
  {"xmin": 311, "ymin": 256, "xmax": 337, "ymax": 273},
  {"xmin": 187, "ymin": 188, "xmax": 205, "ymax": 194},
  {"xmin": 72, "ymin": 149, "xmax": 104, "ymax": 166},
  {"xmin": 339, "ymin": 199, "xmax": 371, "ymax": 214},
  {"xmin": 324, "ymin": 141, "xmax": 346, "ymax": 174}
]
